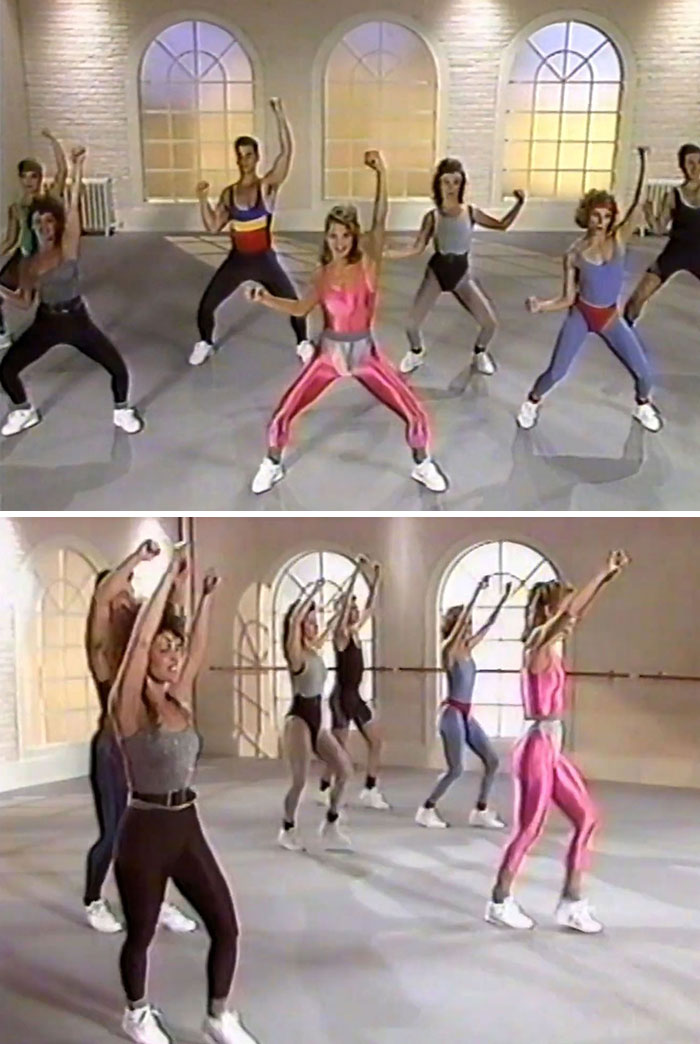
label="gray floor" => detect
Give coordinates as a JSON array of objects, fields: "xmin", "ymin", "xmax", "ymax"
[
  {"xmin": 0, "ymin": 230, "xmax": 698, "ymax": 510},
  {"xmin": 2, "ymin": 758, "xmax": 700, "ymax": 1043}
]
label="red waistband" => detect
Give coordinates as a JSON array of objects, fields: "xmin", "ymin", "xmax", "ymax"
[
  {"xmin": 575, "ymin": 298, "xmax": 618, "ymax": 333},
  {"xmin": 443, "ymin": 699, "xmax": 472, "ymax": 714}
]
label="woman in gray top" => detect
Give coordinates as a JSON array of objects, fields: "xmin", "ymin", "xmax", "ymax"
[
  {"xmin": 279, "ymin": 576, "xmax": 354, "ymax": 854},
  {"xmin": 385, "ymin": 157, "xmax": 525, "ymax": 378},
  {"xmin": 0, "ymin": 145, "xmax": 143, "ymax": 439},
  {"xmin": 110, "ymin": 546, "xmax": 258, "ymax": 1044}
]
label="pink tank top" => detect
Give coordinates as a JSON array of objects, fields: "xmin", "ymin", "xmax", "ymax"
[
  {"xmin": 522, "ymin": 655, "xmax": 566, "ymax": 719},
  {"xmin": 318, "ymin": 261, "xmax": 377, "ymax": 334}
]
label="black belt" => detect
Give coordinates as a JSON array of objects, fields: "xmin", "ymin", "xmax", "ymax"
[
  {"xmin": 132, "ymin": 788, "xmax": 195, "ymax": 807},
  {"xmin": 38, "ymin": 296, "xmax": 84, "ymax": 315}
]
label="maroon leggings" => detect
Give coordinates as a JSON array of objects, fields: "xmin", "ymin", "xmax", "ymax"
[{"xmin": 114, "ymin": 804, "xmax": 238, "ymax": 1003}]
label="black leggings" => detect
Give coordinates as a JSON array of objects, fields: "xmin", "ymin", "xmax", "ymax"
[
  {"xmin": 84, "ymin": 728, "xmax": 129, "ymax": 905},
  {"xmin": 0, "ymin": 302, "xmax": 130, "ymax": 406},
  {"xmin": 197, "ymin": 247, "xmax": 307, "ymax": 346},
  {"xmin": 115, "ymin": 804, "xmax": 238, "ymax": 1004}
]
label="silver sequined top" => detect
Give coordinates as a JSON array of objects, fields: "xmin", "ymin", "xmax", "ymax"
[
  {"xmin": 121, "ymin": 727, "xmax": 201, "ymax": 792},
  {"xmin": 38, "ymin": 258, "xmax": 80, "ymax": 305}
]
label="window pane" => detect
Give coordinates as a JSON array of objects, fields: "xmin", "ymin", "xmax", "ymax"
[
  {"xmin": 591, "ymin": 83, "xmax": 620, "ymax": 112},
  {"xmin": 562, "ymin": 82, "xmax": 592, "ymax": 111},
  {"xmin": 569, "ymin": 21, "xmax": 607, "ymax": 57},
  {"xmin": 586, "ymin": 142, "xmax": 615, "ymax": 170},
  {"xmin": 558, "ymin": 142, "xmax": 586, "ymax": 169},
  {"xmin": 588, "ymin": 112, "xmax": 617, "ymax": 141},
  {"xmin": 535, "ymin": 82, "xmax": 563, "ymax": 111},
  {"xmin": 560, "ymin": 112, "xmax": 588, "ymax": 140},
  {"xmin": 530, "ymin": 22, "xmax": 567, "ymax": 56},
  {"xmin": 500, "ymin": 705, "xmax": 525, "ymax": 738},
  {"xmin": 589, "ymin": 41, "xmax": 621, "ymax": 81},
  {"xmin": 556, "ymin": 170, "xmax": 585, "ymax": 197},
  {"xmin": 531, "ymin": 141, "xmax": 558, "ymax": 169}
]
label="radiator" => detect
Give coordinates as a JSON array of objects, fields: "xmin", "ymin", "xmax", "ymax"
[
  {"xmin": 79, "ymin": 177, "xmax": 117, "ymax": 235},
  {"xmin": 639, "ymin": 178, "xmax": 681, "ymax": 237}
]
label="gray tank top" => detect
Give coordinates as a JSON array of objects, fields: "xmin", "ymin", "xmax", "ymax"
[
  {"xmin": 121, "ymin": 727, "xmax": 201, "ymax": 792},
  {"xmin": 292, "ymin": 651, "xmax": 327, "ymax": 698},
  {"xmin": 38, "ymin": 258, "xmax": 80, "ymax": 305},
  {"xmin": 434, "ymin": 208, "xmax": 472, "ymax": 255},
  {"xmin": 446, "ymin": 656, "xmax": 476, "ymax": 704}
]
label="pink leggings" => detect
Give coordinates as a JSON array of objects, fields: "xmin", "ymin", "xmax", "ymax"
[
  {"xmin": 498, "ymin": 726, "xmax": 599, "ymax": 878},
  {"xmin": 268, "ymin": 339, "xmax": 430, "ymax": 451}
]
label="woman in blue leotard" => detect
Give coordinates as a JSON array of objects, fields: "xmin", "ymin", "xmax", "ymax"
[
  {"xmin": 416, "ymin": 575, "xmax": 512, "ymax": 829},
  {"xmin": 517, "ymin": 146, "xmax": 662, "ymax": 434}
]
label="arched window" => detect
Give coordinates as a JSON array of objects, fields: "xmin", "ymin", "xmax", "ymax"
[
  {"xmin": 503, "ymin": 20, "xmax": 622, "ymax": 199},
  {"xmin": 271, "ymin": 551, "xmax": 374, "ymax": 727},
  {"xmin": 139, "ymin": 20, "xmax": 254, "ymax": 202},
  {"xmin": 19, "ymin": 546, "xmax": 100, "ymax": 749},
  {"xmin": 438, "ymin": 541, "xmax": 559, "ymax": 737},
  {"xmin": 324, "ymin": 20, "xmax": 437, "ymax": 200}
]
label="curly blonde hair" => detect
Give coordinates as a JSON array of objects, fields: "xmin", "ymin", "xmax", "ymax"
[
  {"xmin": 522, "ymin": 581, "xmax": 569, "ymax": 641},
  {"xmin": 320, "ymin": 205, "xmax": 363, "ymax": 265}
]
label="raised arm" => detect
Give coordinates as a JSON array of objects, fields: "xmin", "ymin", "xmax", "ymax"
[
  {"xmin": 171, "ymin": 571, "xmax": 220, "ymax": 699},
  {"xmin": 616, "ymin": 147, "xmax": 648, "ymax": 243},
  {"xmin": 284, "ymin": 578, "xmax": 324, "ymax": 673},
  {"xmin": 109, "ymin": 548, "xmax": 186, "ymax": 736},
  {"xmin": 263, "ymin": 98, "xmax": 293, "ymax": 190},
  {"xmin": 333, "ymin": 558, "xmax": 366, "ymax": 649},
  {"xmin": 62, "ymin": 146, "xmax": 86, "ymax": 260},
  {"xmin": 248, "ymin": 269, "xmax": 321, "ymax": 317},
  {"xmin": 42, "ymin": 129, "xmax": 68, "ymax": 198},
  {"xmin": 442, "ymin": 576, "xmax": 489, "ymax": 661},
  {"xmin": 467, "ymin": 581, "xmax": 514, "ymax": 651},
  {"xmin": 196, "ymin": 181, "xmax": 230, "ymax": 233},
  {"xmin": 383, "ymin": 209, "xmax": 435, "ymax": 260},
  {"xmin": 526, "ymin": 246, "xmax": 578, "ymax": 315},
  {"xmin": 472, "ymin": 189, "xmax": 525, "ymax": 231},
  {"xmin": 355, "ymin": 560, "xmax": 381, "ymax": 631},
  {"xmin": 644, "ymin": 191, "xmax": 674, "ymax": 237},
  {"xmin": 361, "ymin": 150, "xmax": 388, "ymax": 267}
]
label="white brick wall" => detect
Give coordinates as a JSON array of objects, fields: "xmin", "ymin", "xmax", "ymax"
[{"xmin": 4, "ymin": 0, "xmax": 700, "ymax": 227}]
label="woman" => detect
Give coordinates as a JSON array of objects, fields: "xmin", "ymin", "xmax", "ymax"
[
  {"xmin": 318, "ymin": 556, "xmax": 390, "ymax": 811},
  {"xmin": 248, "ymin": 150, "xmax": 447, "ymax": 495},
  {"xmin": 486, "ymin": 550, "xmax": 629, "ymax": 934},
  {"xmin": 384, "ymin": 158, "xmax": 525, "ymax": 376},
  {"xmin": 84, "ymin": 539, "xmax": 195, "ymax": 936},
  {"xmin": 279, "ymin": 577, "xmax": 356, "ymax": 852},
  {"xmin": 517, "ymin": 147, "xmax": 662, "ymax": 433},
  {"xmin": 110, "ymin": 547, "xmax": 257, "ymax": 1044},
  {"xmin": 0, "ymin": 145, "xmax": 143, "ymax": 438},
  {"xmin": 416, "ymin": 575, "xmax": 511, "ymax": 829},
  {"xmin": 625, "ymin": 143, "xmax": 700, "ymax": 324}
]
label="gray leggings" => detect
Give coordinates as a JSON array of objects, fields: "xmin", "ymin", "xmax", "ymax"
[
  {"xmin": 406, "ymin": 267, "xmax": 497, "ymax": 351},
  {"xmin": 425, "ymin": 706, "xmax": 499, "ymax": 807}
]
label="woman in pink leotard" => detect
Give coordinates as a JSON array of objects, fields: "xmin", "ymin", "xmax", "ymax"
[
  {"xmin": 486, "ymin": 549, "xmax": 630, "ymax": 934},
  {"xmin": 247, "ymin": 150, "xmax": 448, "ymax": 495}
]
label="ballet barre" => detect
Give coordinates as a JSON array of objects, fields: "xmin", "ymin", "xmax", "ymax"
[{"xmin": 210, "ymin": 666, "xmax": 700, "ymax": 682}]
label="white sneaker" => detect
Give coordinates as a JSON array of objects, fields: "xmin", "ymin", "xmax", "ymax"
[
  {"xmin": 468, "ymin": 807, "xmax": 505, "ymax": 830},
  {"xmin": 122, "ymin": 1005, "xmax": 172, "ymax": 1044},
  {"xmin": 473, "ymin": 350, "xmax": 496, "ymax": 375},
  {"xmin": 555, "ymin": 898, "xmax": 603, "ymax": 934},
  {"xmin": 113, "ymin": 407, "xmax": 144, "ymax": 434},
  {"xmin": 415, "ymin": 806, "xmax": 447, "ymax": 829},
  {"xmin": 359, "ymin": 787, "xmax": 390, "ymax": 810},
  {"xmin": 189, "ymin": 339, "xmax": 215, "ymax": 366},
  {"xmin": 1, "ymin": 406, "xmax": 41, "ymax": 437},
  {"xmin": 485, "ymin": 895, "xmax": 535, "ymax": 930},
  {"xmin": 251, "ymin": 457, "xmax": 285, "ymax": 494},
  {"xmin": 633, "ymin": 401, "xmax": 662, "ymax": 432},
  {"xmin": 411, "ymin": 457, "xmax": 448, "ymax": 493},
  {"xmin": 296, "ymin": 339, "xmax": 315, "ymax": 365},
  {"xmin": 203, "ymin": 1010, "xmax": 259, "ymax": 1044},
  {"xmin": 516, "ymin": 399, "xmax": 540, "ymax": 429},
  {"xmin": 0, "ymin": 330, "xmax": 12, "ymax": 349},
  {"xmin": 316, "ymin": 788, "xmax": 331, "ymax": 807},
  {"xmin": 277, "ymin": 827, "xmax": 305, "ymax": 852},
  {"xmin": 399, "ymin": 348, "xmax": 426, "ymax": 374},
  {"xmin": 320, "ymin": 819, "xmax": 353, "ymax": 850},
  {"xmin": 85, "ymin": 898, "xmax": 123, "ymax": 933},
  {"xmin": 158, "ymin": 901, "xmax": 197, "ymax": 933}
]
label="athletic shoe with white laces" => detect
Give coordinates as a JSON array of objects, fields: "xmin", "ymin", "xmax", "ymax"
[
  {"xmin": 85, "ymin": 898, "xmax": 123, "ymax": 933},
  {"xmin": 468, "ymin": 807, "xmax": 505, "ymax": 830},
  {"xmin": 158, "ymin": 901, "xmax": 197, "ymax": 933},
  {"xmin": 473, "ymin": 350, "xmax": 496, "ymax": 375},
  {"xmin": 296, "ymin": 339, "xmax": 315, "ymax": 365},
  {"xmin": 485, "ymin": 895, "xmax": 535, "ymax": 930},
  {"xmin": 320, "ymin": 819, "xmax": 353, "ymax": 850},
  {"xmin": 1, "ymin": 406, "xmax": 41, "ymax": 437},
  {"xmin": 359, "ymin": 787, "xmax": 390, "ymax": 810},
  {"xmin": 113, "ymin": 407, "xmax": 144, "ymax": 434},
  {"xmin": 251, "ymin": 457, "xmax": 285, "ymax": 494},
  {"xmin": 516, "ymin": 399, "xmax": 540, "ymax": 429},
  {"xmin": 411, "ymin": 457, "xmax": 448, "ymax": 493},
  {"xmin": 415, "ymin": 805, "xmax": 447, "ymax": 828},
  {"xmin": 189, "ymin": 340, "xmax": 215, "ymax": 366},
  {"xmin": 203, "ymin": 1010, "xmax": 260, "ymax": 1044},
  {"xmin": 555, "ymin": 898, "xmax": 603, "ymax": 934},
  {"xmin": 122, "ymin": 1005, "xmax": 172, "ymax": 1044},
  {"xmin": 633, "ymin": 401, "xmax": 662, "ymax": 432},
  {"xmin": 399, "ymin": 347, "xmax": 426, "ymax": 374},
  {"xmin": 277, "ymin": 827, "xmax": 305, "ymax": 852}
]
